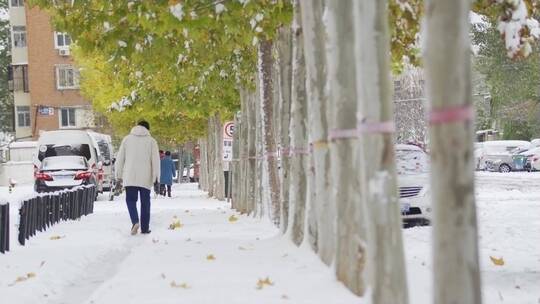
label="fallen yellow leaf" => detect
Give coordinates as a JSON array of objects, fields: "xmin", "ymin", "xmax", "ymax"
[
  {"xmin": 26, "ymin": 272, "xmax": 36, "ymax": 278},
  {"xmin": 228, "ymin": 215, "xmax": 238, "ymax": 222},
  {"xmin": 170, "ymin": 280, "xmax": 190, "ymax": 289},
  {"xmin": 490, "ymin": 256, "xmax": 505, "ymax": 266},
  {"xmin": 15, "ymin": 276, "xmax": 27, "ymax": 282},
  {"xmin": 256, "ymin": 277, "xmax": 274, "ymax": 290},
  {"xmin": 168, "ymin": 220, "xmax": 184, "ymax": 230},
  {"xmin": 49, "ymin": 235, "xmax": 64, "ymax": 240},
  {"xmin": 206, "ymin": 254, "xmax": 216, "ymax": 261}
]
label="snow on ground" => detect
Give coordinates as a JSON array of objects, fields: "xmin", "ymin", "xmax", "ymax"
[
  {"xmin": 405, "ymin": 172, "xmax": 540, "ymax": 304},
  {"xmin": 0, "ymin": 172, "xmax": 539, "ymax": 303},
  {"xmin": 0, "ymin": 184, "xmax": 359, "ymax": 304}
]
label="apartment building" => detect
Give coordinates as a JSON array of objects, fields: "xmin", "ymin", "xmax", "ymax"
[{"xmin": 8, "ymin": 0, "xmax": 94, "ymax": 140}]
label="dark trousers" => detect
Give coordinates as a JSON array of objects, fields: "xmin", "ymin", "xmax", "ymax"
[
  {"xmin": 125, "ymin": 186, "xmax": 151, "ymax": 232},
  {"xmin": 159, "ymin": 184, "xmax": 172, "ymax": 196}
]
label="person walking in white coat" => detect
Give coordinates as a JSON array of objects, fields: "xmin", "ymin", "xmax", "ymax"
[{"xmin": 115, "ymin": 120, "xmax": 160, "ymax": 235}]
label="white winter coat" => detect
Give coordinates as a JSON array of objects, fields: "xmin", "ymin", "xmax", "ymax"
[{"xmin": 115, "ymin": 125, "xmax": 160, "ymax": 190}]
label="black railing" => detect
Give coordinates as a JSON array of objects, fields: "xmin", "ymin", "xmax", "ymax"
[
  {"xmin": 0, "ymin": 203, "xmax": 9, "ymax": 253},
  {"xmin": 17, "ymin": 186, "xmax": 96, "ymax": 247}
]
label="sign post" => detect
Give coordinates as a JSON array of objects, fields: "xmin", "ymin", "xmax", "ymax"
[
  {"xmin": 222, "ymin": 121, "xmax": 234, "ymax": 162},
  {"xmin": 222, "ymin": 121, "xmax": 234, "ymax": 200}
]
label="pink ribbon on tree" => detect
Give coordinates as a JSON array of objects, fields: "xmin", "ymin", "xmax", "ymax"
[
  {"xmin": 428, "ymin": 104, "xmax": 474, "ymax": 125},
  {"xmin": 328, "ymin": 128, "xmax": 358, "ymax": 141}
]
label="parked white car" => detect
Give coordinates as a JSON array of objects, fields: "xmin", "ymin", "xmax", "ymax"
[
  {"xmin": 88, "ymin": 132, "xmax": 115, "ymax": 191},
  {"xmin": 395, "ymin": 144, "xmax": 431, "ymax": 226},
  {"xmin": 34, "ymin": 130, "xmax": 104, "ymax": 193},
  {"xmin": 475, "ymin": 140, "xmax": 531, "ymax": 170}
]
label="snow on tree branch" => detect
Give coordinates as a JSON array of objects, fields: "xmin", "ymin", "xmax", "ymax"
[{"xmin": 496, "ymin": 0, "xmax": 540, "ymax": 58}]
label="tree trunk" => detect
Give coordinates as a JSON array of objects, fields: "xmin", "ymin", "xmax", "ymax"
[
  {"xmin": 254, "ymin": 73, "xmax": 266, "ymax": 217},
  {"xmin": 353, "ymin": 1, "xmax": 408, "ymax": 303},
  {"xmin": 198, "ymin": 138, "xmax": 207, "ymax": 191},
  {"xmin": 288, "ymin": 0, "xmax": 309, "ymax": 246},
  {"xmin": 425, "ymin": 0, "xmax": 482, "ymax": 303},
  {"xmin": 206, "ymin": 118, "xmax": 215, "ymax": 197},
  {"xmin": 213, "ymin": 113, "xmax": 226, "ymax": 201},
  {"xmin": 232, "ymin": 111, "xmax": 241, "ymax": 209},
  {"xmin": 247, "ymin": 88, "xmax": 258, "ymax": 214},
  {"xmin": 177, "ymin": 144, "xmax": 185, "ymax": 184},
  {"xmin": 277, "ymin": 27, "xmax": 293, "ymax": 234},
  {"xmin": 258, "ymin": 39, "xmax": 281, "ymax": 224},
  {"xmin": 300, "ymin": 0, "xmax": 332, "ymax": 261},
  {"xmin": 239, "ymin": 88, "xmax": 250, "ymax": 214},
  {"xmin": 325, "ymin": 0, "xmax": 366, "ymax": 296}
]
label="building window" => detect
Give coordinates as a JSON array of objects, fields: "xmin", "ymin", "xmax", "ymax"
[
  {"xmin": 8, "ymin": 65, "xmax": 29, "ymax": 92},
  {"xmin": 17, "ymin": 106, "xmax": 31, "ymax": 128},
  {"xmin": 54, "ymin": 32, "xmax": 72, "ymax": 49},
  {"xmin": 60, "ymin": 108, "xmax": 76, "ymax": 128},
  {"xmin": 11, "ymin": 0, "xmax": 24, "ymax": 7},
  {"xmin": 12, "ymin": 26, "xmax": 27, "ymax": 48},
  {"xmin": 56, "ymin": 65, "xmax": 80, "ymax": 90}
]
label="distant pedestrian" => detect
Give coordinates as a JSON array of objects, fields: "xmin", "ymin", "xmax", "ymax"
[
  {"xmin": 115, "ymin": 120, "xmax": 160, "ymax": 235},
  {"xmin": 160, "ymin": 151, "xmax": 176, "ymax": 197}
]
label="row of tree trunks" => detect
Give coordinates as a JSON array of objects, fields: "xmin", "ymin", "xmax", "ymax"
[{"xmin": 205, "ymin": 0, "xmax": 482, "ymax": 303}]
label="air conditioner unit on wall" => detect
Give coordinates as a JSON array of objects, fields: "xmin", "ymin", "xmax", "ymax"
[{"xmin": 58, "ymin": 48, "xmax": 70, "ymax": 56}]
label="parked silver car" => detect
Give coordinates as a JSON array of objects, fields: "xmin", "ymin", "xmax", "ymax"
[{"xmin": 484, "ymin": 149, "xmax": 528, "ymax": 172}]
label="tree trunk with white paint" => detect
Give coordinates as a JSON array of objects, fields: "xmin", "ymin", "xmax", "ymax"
[
  {"xmin": 277, "ymin": 27, "xmax": 293, "ymax": 233},
  {"xmin": 239, "ymin": 88, "xmax": 250, "ymax": 213},
  {"xmin": 325, "ymin": 0, "xmax": 366, "ymax": 296},
  {"xmin": 258, "ymin": 39, "xmax": 281, "ymax": 225},
  {"xmin": 300, "ymin": 0, "xmax": 333, "ymax": 261},
  {"xmin": 288, "ymin": 0, "xmax": 309, "ymax": 246},
  {"xmin": 206, "ymin": 121, "xmax": 215, "ymax": 198},
  {"xmin": 213, "ymin": 113, "xmax": 225, "ymax": 201},
  {"xmin": 198, "ymin": 138, "xmax": 208, "ymax": 191},
  {"xmin": 424, "ymin": 1, "xmax": 482, "ymax": 303},
  {"xmin": 353, "ymin": 1, "xmax": 408, "ymax": 303},
  {"xmin": 177, "ymin": 144, "xmax": 185, "ymax": 184},
  {"xmin": 233, "ymin": 112, "xmax": 241, "ymax": 208},
  {"xmin": 246, "ymin": 89, "xmax": 258, "ymax": 214}
]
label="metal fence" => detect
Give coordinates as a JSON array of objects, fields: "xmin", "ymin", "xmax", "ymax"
[
  {"xmin": 0, "ymin": 186, "xmax": 96, "ymax": 253},
  {"xmin": 0, "ymin": 203, "xmax": 9, "ymax": 253}
]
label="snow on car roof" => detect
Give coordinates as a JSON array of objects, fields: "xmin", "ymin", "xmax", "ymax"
[
  {"xmin": 482, "ymin": 140, "xmax": 530, "ymax": 147},
  {"xmin": 9, "ymin": 141, "xmax": 38, "ymax": 149},
  {"xmin": 395, "ymin": 144, "xmax": 424, "ymax": 151},
  {"xmin": 38, "ymin": 130, "xmax": 92, "ymax": 144}
]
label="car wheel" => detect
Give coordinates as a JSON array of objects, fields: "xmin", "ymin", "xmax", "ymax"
[{"xmin": 499, "ymin": 164, "xmax": 511, "ymax": 173}]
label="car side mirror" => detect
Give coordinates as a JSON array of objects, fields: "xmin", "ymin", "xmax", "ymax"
[{"xmin": 103, "ymin": 159, "xmax": 111, "ymax": 166}]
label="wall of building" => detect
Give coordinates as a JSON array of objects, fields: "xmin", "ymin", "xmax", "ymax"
[
  {"xmin": 13, "ymin": 92, "xmax": 31, "ymax": 140},
  {"xmin": 9, "ymin": 5, "xmax": 27, "ymax": 64},
  {"xmin": 25, "ymin": 6, "xmax": 91, "ymax": 138}
]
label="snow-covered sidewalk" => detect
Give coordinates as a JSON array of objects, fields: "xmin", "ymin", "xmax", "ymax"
[
  {"xmin": 1, "ymin": 173, "xmax": 539, "ymax": 303},
  {"xmin": 0, "ymin": 183, "xmax": 359, "ymax": 304}
]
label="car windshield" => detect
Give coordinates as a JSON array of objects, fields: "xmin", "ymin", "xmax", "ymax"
[
  {"xmin": 41, "ymin": 156, "xmax": 88, "ymax": 171},
  {"xmin": 38, "ymin": 144, "xmax": 91, "ymax": 161},
  {"xmin": 395, "ymin": 148, "xmax": 429, "ymax": 174},
  {"xmin": 96, "ymin": 140, "xmax": 111, "ymax": 161}
]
